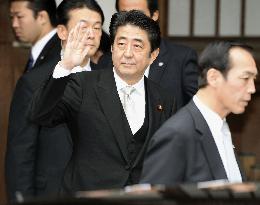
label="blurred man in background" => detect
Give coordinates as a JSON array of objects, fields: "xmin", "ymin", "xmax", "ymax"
[{"xmin": 6, "ymin": 0, "xmax": 106, "ymax": 201}]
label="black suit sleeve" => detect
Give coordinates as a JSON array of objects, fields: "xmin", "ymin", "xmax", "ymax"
[
  {"xmin": 28, "ymin": 74, "xmax": 82, "ymax": 127},
  {"xmin": 181, "ymin": 48, "xmax": 198, "ymax": 104},
  {"xmin": 6, "ymin": 77, "xmax": 38, "ymax": 200}
]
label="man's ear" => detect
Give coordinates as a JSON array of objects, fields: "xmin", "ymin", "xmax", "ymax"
[
  {"xmin": 36, "ymin": 10, "xmax": 49, "ymax": 25},
  {"xmin": 57, "ymin": 24, "xmax": 68, "ymax": 41},
  {"xmin": 149, "ymin": 48, "xmax": 160, "ymax": 65},
  {"xmin": 207, "ymin": 68, "xmax": 223, "ymax": 87},
  {"xmin": 111, "ymin": 44, "xmax": 114, "ymax": 53},
  {"xmin": 151, "ymin": 10, "xmax": 159, "ymax": 21}
]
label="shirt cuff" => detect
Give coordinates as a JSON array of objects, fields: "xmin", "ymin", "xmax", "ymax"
[{"xmin": 53, "ymin": 61, "xmax": 72, "ymax": 78}]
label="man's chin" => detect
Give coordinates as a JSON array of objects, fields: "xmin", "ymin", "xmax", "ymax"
[
  {"xmin": 13, "ymin": 37, "xmax": 31, "ymax": 46},
  {"xmin": 233, "ymin": 107, "xmax": 246, "ymax": 114},
  {"xmin": 87, "ymin": 49, "xmax": 97, "ymax": 57}
]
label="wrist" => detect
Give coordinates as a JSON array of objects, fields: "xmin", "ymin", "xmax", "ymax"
[{"xmin": 59, "ymin": 59, "xmax": 75, "ymax": 70}]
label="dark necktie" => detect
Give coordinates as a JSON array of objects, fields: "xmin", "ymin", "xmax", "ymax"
[{"xmin": 26, "ymin": 53, "xmax": 34, "ymax": 72}]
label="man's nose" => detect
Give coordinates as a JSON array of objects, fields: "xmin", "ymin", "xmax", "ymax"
[
  {"xmin": 123, "ymin": 44, "xmax": 133, "ymax": 57},
  {"xmin": 87, "ymin": 28, "xmax": 94, "ymax": 39},
  {"xmin": 248, "ymin": 79, "xmax": 256, "ymax": 94},
  {"xmin": 12, "ymin": 17, "xmax": 19, "ymax": 28}
]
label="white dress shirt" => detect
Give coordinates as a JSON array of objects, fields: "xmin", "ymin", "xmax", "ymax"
[
  {"xmin": 31, "ymin": 29, "xmax": 57, "ymax": 66},
  {"xmin": 193, "ymin": 95, "xmax": 242, "ymax": 183},
  {"xmin": 144, "ymin": 65, "xmax": 150, "ymax": 77},
  {"xmin": 114, "ymin": 68, "xmax": 146, "ymax": 134}
]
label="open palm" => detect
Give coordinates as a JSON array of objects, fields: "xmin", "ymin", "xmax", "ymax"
[{"xmin": 62, "ymin": 22, "xmax": 90, "ymax": 69}]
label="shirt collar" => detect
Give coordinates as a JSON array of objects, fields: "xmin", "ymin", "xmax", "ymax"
[
  {"xmin": 31, "ymin": 29, "xmax": 56, "ymax": 63},
  {"xmin": 113, "ymin": 67, "xmax": 145, "ymax": 95},
  {"xmin": 193, "ymin": 95, "xmax": 225, "ymax": 132},
  {"xmin": 144, "ymin": 65, "xmax": 150, "ymax": 77}
]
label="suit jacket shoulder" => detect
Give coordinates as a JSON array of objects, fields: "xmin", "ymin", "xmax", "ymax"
[
  {"xmin": 33, "ymin": 34, "xmax": 61, "ymax": 68},
  {"xmin": 149, "ymin": 38, "xmax": 198, "ymax": 109}
]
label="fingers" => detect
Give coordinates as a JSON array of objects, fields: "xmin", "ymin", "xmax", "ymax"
[
  {"xmin": 82, "ymin": 45, "xmax": 90, "ymax": 58},
  {"xmin": 67, "ymin": 22, "xmax": 87, "ymax": 49}
]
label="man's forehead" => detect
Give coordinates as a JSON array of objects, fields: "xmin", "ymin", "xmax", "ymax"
[
  {"xmin": 116, "ymin": 24, "xmax": 148, "ymax": 38},
  {"xmin": 10, "ymin": 1, "xmax": 29, "ymax": 10},
  {"xmin": 68, "ymin": 8, "xmax": 101, "ymax": 21},
  {"xmin": 116, "ymin": 23, "xmax": 148, "ymax": 35}
]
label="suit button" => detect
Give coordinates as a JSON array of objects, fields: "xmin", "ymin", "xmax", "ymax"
[{"xmin": 125, "ymin": 165, "xmax": 131, "ymax": 170}]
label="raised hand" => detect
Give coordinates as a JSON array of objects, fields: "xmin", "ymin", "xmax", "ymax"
[{"xmin": 60, "ymin": 21, "xmax": 90, "ymax": 70}]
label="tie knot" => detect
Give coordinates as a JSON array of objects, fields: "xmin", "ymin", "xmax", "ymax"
[{"xmin": 122, "ymin": 86, "xmax": 135, "ymax": 96}]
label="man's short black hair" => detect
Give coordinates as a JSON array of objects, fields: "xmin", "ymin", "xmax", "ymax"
[
  {"xmin": 198, "ymin": 41, "xmax": 254, "ymax": 88},
  {"xmin": 115, "ymin": 0, "xmax": 158, "ymax": 17},
  {"xmin": 109, "ymin": 10, "xmax": 161, "ymax": 53},
  {"xmin": 56, "ymin": 0, "xmax": 104, "ymax": 26},
  {"xmin": 9, "ymin": 0, "xmax": 57, "ymax": 26}
]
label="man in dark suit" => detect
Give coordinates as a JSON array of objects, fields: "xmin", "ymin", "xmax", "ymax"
[
  {"xmin": 6, "ymin": 0, "xmax": 105, "ymax": 201},
  {"xmin": 29, "ymin": 10, "xmax": 175, "ymax": 194},
  {"xmin": 141, "ymin": 41, "xmax": 258, "ymax": 186},
  {"xmin": 114, "ymin": 0, "xmax": 198, "ymax": 109}
]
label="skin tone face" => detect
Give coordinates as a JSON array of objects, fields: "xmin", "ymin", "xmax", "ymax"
[
  {"xmin": 207, "ymin": 47, "xmax": 258, "ymax": 118},
  {"xmin": 57, "ymin": 8, "xmax": 102, "ymax": 59},
  {"xmin": 10, "ymin": 1, "xmax": 43, "ymax": 44},
  {"xmin": 111, "ymin": 24, "xmax": 159, "ymax": 85},
  {"xmin": 117, "ymin": 0, "xmax": 159, "ymax": 21}
]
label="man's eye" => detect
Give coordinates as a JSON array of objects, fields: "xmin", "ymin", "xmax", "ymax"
[
  {"xmin": 241, "ymin": 76, "xmax": 249, "ymax": 80},
  {"xmin": 134, "ymin": 44, "xmax": 143, "ymax": 50},
  {"xmin": 94, "ymin": 27, "xmax": 101, "ymax": 31}
]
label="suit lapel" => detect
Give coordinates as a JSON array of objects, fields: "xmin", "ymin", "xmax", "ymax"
[
  {"xmin": 90, "ymin": 61, "xmax": 98, "ymax": 70},
  {"xmin": 133, "ymin": 78, "xmax": 164, "ymax": 167},
  {"xmin": 96, "ymin": 69, "xmax": 130, "ymax": 163},
  {"xmin": 187, "ymin": 101, "xmax": 228, "ymax": 180},
  {"xmin": 34, "ymin": 34, "xmax": 60, "ymax": 68},
  {"xmin": 149, "ymin": 39, "xmax": 169, "ymax": 84}
]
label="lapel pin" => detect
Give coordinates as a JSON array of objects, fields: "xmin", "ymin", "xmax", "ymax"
[
  {"xmin": 157, "ymin": 104, "xmax": 163, "ymax": 111},
  {"xmin": 158, "ymin": 62, "xmax": 164, "ymax": 67},
  {"xmin": 40, "ymin": 56, "xmax": 45, "ymax": 60}
]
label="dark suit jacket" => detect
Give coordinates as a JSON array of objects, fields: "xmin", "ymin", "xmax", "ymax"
[
  {"xmin": 29, "ymin": 68, "xmax": 175, "ymax": 193},
  {"xmin": 5, "ymin": 34, "xmax": 72, "ymax": 200},
  {"xmin": 149, "ymin": 39, "xmax": 198, "ymax": 109},
  {"xmin": 99, "ymin": 38, "xmax": 198, "ymax": 110},
  {"xmin": 140, "ymin": 100, "xmax": 245, "ymax": 186}
]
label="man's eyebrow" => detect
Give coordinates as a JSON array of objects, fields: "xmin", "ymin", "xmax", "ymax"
[
  {"xmin": 242, "ymin": 71, "xmax": 258, "ymax": 77},
  {"xmin": 116, "ymin": 36, "xmax": 144, "ymax": 44},
  {"xmin": 10, "ymin": 11, "xmax": 21, "ymax": 15},
  {"xmin": 133, "ymin": 38, "xmax": 144, "ymax": 44},
  {"xmin": 117, "ymin": 36, "xmax": 127, "ymax": 40},
  {"xmin": 79, "ymin": 19, "xmax": 102, "ymax": 24}
]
